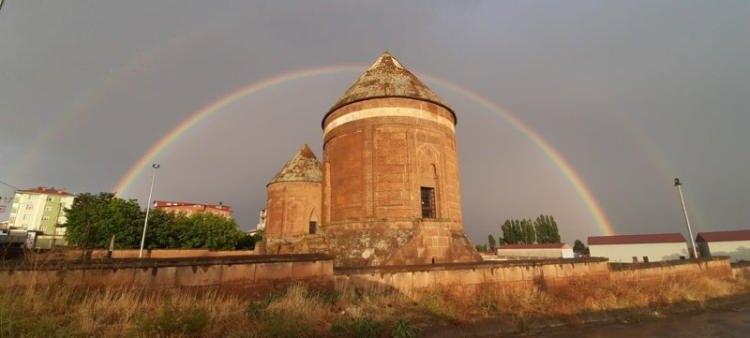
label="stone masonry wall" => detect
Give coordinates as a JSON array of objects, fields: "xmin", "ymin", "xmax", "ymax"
[
  {"xmin": 1, "ymin": 254, "xmax": 333, "ymax": 298},
  {"xmin": 2, "ymin": 256, "xmax": 733, "ymax": 299},
  {"xmin": 320, "ymin": 97, "xmax": 479, "ymax": 266},
  {"xmin": 610, "ymin": 257, "xmax": 732, "ymax": 281},
  {"xmin": 334, "ymin": 258, "xmax": 611, "ymax": 297},
  {"xmin": 265, "ymin": 181, "xmax": 322, "ymax": 254}
]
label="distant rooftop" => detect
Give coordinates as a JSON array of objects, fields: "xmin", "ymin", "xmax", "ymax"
[
  {"xmin": 327, "ymin": 52, "xmax": 452, "ymax": 117},
  {"xmin": 153, "ymin": 200, "xmax": 231, "ymax": 211},
  {"xmin": 269, "ymin": 144, "xmax": 323, "ymax": 185},
  {"xmin": 498, "ymin": 243, "xmax": 569, "ymax": 249},
  {"xmin": 17, "ymin": 187, "xmax": 73, "ymax": 196},
  {"xmin": 696, "ymin": 229, "xmax": 750, "ymax": 242},
  {"xmin": 588, "ymin": 233, "xmax": 686, "ymax": 245}
]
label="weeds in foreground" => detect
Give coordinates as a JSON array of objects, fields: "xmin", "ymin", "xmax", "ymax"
[{"xmin": 0, "ymin": 275, "xmax": 747, "ymax": 337}]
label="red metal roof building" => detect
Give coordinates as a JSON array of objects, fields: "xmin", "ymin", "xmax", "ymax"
[
  {"xmin": 588, "ymin": 233, "xmax": 686, "ymax": 245},
  {"xmin": 18, "ymin": 187, "xmax": 74, "ymax": 196},
  {"xmin": 496, "ymin": 243, "xmax": 574, "ymax": 259},
  {"xmin": 696, "ymin": 230, "xmax": 750, "ymax": 242},
  {"xmin": 695, "ymin": 229, "xmax": 750, "ymax": 262},
  {"xmin": 153, "ymin": 200, "xmax": 232, "ymax": 219},
  {"xmin": 587, "ymin": 233, "xmax": 689, "ymax": 263}
]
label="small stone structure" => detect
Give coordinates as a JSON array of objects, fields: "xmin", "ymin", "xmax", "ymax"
[
  {"xmin": 263, "ymin": 52, "xmax": 480, "ymax": 267},
  {"xmin": 264, "ymin": 145, "xmax": 326, "ymax": 254}
]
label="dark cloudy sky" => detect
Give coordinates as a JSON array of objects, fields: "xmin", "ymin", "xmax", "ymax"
[{"xmin": 1, "ymin": 1, "xmax": 748, "ymax": 244}]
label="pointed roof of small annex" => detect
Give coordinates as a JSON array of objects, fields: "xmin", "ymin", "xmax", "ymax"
[
  {"xmin": 327, "ymin": 52, "xmax": 452, "ymax": 115},
  {"xmin": 268, "ymin": 144, "xmax": 323, "ymax": 185}
]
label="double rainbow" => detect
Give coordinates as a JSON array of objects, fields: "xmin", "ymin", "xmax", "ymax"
[{"xmin": 112, "ymin": 65, "xmax": 615, "ymax": 235}]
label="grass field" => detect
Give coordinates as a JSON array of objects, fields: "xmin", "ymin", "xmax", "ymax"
[{"xmin": 0, "ymin": 273, "xmax": 748, "ymax": 337}]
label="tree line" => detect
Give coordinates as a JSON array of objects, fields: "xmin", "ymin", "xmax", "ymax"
[
  {"xmin": 485, "ymin": 214, "xmax": 562, "ymax": 251},
  {"xmin": 64, "ymin": 193, "xmax": 259, "ymax": 251}
]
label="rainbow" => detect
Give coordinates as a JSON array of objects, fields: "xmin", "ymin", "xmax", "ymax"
[
  {"xmin": 420, "ymin": 74, "xmax": 615, "ymax": 235},
  {"xmin": 113, "ymin": 65, "xmax": 615, "ymax": 235},
  {"xmin": 112, "ymin": 64, "xmax": 359, "ymax": 194}
]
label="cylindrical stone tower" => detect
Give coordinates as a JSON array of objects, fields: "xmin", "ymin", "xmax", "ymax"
[
  {"xmin": 264, "ymin": 144, "xmax": 323, "ymax": 254},
  {"xmin": 320, "ymin": 52, "xmax": 480, "ymax": 266}
]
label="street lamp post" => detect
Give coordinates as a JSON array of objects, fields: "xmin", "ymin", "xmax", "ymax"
[
  {"xmin": 674, "ymin": 178, "xmax": 698, "ymax": 259},
  {"xmin": 138, "ymin": 163, "xmax": 160, "ymax": 258}
]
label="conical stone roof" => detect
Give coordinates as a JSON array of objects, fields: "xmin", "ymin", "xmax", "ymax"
[
  {"xmin": 268, "ymin": 144, "xmax": 323, "ymax": 185},
  {"xmin": 327, "ymin": 52, "xmax": 452, "ymax": 115}
]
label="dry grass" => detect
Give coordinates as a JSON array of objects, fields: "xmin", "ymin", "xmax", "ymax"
[
  {"xmin": 463, "ymin": 274, "xmax": 750, "ymax": 323},
  {"xmin": 0, "ymin": 275, "xmax": 748, "ymax": 337}
]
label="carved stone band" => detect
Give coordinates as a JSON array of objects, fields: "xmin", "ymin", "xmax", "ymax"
[{"xmin": 324, "ymin": 107, "xmax": 456, "ymax": 136}]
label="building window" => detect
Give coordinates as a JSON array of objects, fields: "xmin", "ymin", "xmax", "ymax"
[
  {"xmin": 309, "ymin": 221, "xmax": 317, "ymax": 234},
  {"xmin": 642, "ymin": 256, "xmax": 649, "ymax": 263},
  {"xmin": 420, "ymin": 187, "xmax": 436, "ymax": 219},
  {"xmin": 632, "ymin": 256, "xmax": 638, "ymax": 263}
]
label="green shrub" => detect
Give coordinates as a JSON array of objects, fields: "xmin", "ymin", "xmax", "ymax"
[
  {"xmin": 135, "ymin": 305, "xmax": 209, "ymax": 337},
  {"xmin": 260, "ymin": 310, "xmax": 314, "ymax": 338},
  {"xmin": 391, "ymin": 319, "xmax": 418, "ymax": 338},
  {"xmin": 330, "ymin": 317, "xmax": 384, "ymax": 338}
]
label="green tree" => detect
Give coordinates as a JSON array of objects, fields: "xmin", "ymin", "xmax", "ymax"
[
  {"xmin": 143, "ymin": 209, "xmax": 181, "ymax": 249},
  {"xmin": 66, "ymin": 193, "xmax": 251, "ymax": 251},
  {"xmin": 501, "ymin": 220, "xmax": 517, "ymax": 244},
  {"xmin": 487, "ymin": 234, "xmax": 497, "ymax": 250},
  {"xmin": 235, "ymin": 233, "xmax": 258, "ymax": 250},
  {"xmin": 176, "ymin": 213, "xmax": 246, "ymax": 250},
  {"xmin": 64, "ymin": 193, "xmax": 143, "ymax": 249},
  {"xmin": 534, "ymin": 215, "xmax": 561, "ymax": 243},
  {"xmin": 520, "ymin": 219, "xmax": 536, "ymax": 244},
  {"xmin": 573, "ymin": 239, "xmax": 587, "ymax": 255}
]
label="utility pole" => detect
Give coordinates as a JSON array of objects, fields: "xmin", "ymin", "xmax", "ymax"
[
  {"xmin": 138, "ymin": 163, "xmax": 160, "ymax": 258},
  {"xmin": 674, "ymin": 178, "xmax": 698, "ymax": 259}
]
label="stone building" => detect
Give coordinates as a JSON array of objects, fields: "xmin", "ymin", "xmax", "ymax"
[
  {"xmin": 264, "ymin": 144, "xmax": 325, "ymax": 254},
  {"xmin": 264, "ymin": 52, "xmax": 480, "ymax": 266}
]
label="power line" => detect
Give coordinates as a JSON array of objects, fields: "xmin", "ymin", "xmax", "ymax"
[{"xmin": 0, "ymin": 179, "xmax": 19, "ymax": 191}]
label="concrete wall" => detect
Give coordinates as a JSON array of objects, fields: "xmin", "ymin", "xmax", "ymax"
[
  {"xmin": 0, "ymin": 254, "xmax": 333, "ymax": 297},
  {"xmin": 589, "ymin": 242, "xmax": 689, "ymax": 263},
  {"xmin": 334, "ymin": 259, "xmax": 611, "ymax": 297},
  {"xmin": 610, "ymin": 258, "xmax": 732, "ymax": 281}
]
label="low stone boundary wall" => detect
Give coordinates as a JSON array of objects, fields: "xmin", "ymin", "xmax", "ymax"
[
  {"xmin": 1, "ymin": 254, "xmax": 736, "ymax": 297},
  {"xmin": 0, "ymin": 254, "xmax": 333, "ymax": 296},
  {"xmin": 59, "ymin": 249, "xmax": 258, "ymax": 260},
  {"xmin": 610, "ymin": 257, "xmax": 732, "ymax": 281},
  {"xmin": 334, "ymin": 258, "xmax": 610, "ymax": 296}
]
